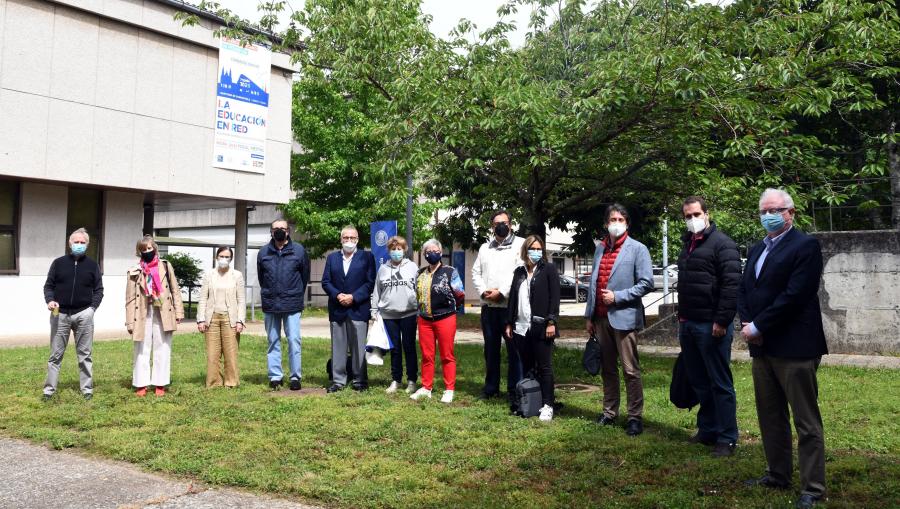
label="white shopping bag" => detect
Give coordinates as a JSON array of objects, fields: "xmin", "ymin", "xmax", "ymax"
[{"xmin": 365, "ymin": 314, "xmax": 393, "ymax": 365}]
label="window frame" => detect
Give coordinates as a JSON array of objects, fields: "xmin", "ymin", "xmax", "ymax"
[{"xmin": 0, "ymin": 180, "xmax": 21, "ymax": 275}]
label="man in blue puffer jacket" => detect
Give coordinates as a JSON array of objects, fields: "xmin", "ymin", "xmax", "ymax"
[{"xmin": 257, "ymin": 219, "xmax": 310, "ymax": 390}]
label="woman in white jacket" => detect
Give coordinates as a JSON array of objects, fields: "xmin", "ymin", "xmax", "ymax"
[
  {"xmin": 196, "ymin": 246, "xmax": 246, "ymax": 388},
  {"xmin": 372, "ymin": 236, "xmax": 419, "ymax": 394}
]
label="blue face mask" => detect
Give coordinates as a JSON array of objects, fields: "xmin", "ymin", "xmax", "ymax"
[
  {"xmin": 424, "ymin": 251, "xmax": 442, "ymax": 265},
  {"xmin": 527, "ymin": 249, "xmax": 543, "ymax": 263},
  {"xmin": 71, "ymin": 243, "xmax": 87, "ymax": 256},
  {"xmin": 390, "ymin": 250, "xmax": 404, "ymax": 262},
  {"xmin": 760, "ymin": 213, "xmax": 786, "ymax": 233}
]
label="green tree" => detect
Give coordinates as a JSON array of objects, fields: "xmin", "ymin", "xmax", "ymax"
[{"xmin": 162, "ymin": 252, "xmax": 202, "ymax": 289}]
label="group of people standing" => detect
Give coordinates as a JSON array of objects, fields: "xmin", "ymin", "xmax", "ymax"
[{"xmin": 40, "ymin": 187, "xmax": 827, "ymax": 507}]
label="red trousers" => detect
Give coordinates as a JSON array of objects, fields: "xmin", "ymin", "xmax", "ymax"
[{"xmin": 418, "ymin": 315, "xmax": 457, "ymax": 390}]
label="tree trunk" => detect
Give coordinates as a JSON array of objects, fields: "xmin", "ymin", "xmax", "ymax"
[
  {"xmin": 520, "ymin": 208, "xmax": 548, "ymax": 241},
  {"xmin": 890, "ymin": 119, "xmax": 900, "ymax": 229}
]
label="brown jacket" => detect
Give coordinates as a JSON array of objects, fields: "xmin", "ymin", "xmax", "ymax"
[{"xmin": 125, "ymin": 260, "xmax": 185, "ymax": 341}]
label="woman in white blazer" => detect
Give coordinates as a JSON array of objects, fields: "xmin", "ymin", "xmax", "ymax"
[{"xmin": 197, "ymin": 246, "xmax": 246, "ymax": 388}]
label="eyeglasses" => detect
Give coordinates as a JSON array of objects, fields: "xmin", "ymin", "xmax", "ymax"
[
  {"xmin": 272, "ymin": 227, "xmax": 288, "ymax": 232},
  {"xmin": 759, "ymin": 207, "xmax": 789, "ymax": 216},
  {"xmin": 341, "ymin": 236, "xmax": 358, "ymax": 241}
]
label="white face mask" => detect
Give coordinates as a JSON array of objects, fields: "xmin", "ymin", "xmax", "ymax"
[
  {"xmin": 342, "ymin": 242, "xmax": 357, "ymax": 254},
  {"xmin": 607, "ymin": 223, "xmax": 627, "ymax": 238},
  {"xmin": 686, "ymin": 216, "xmax": 707, "ymax": 234},
  {"xmin": 217, "ymin": 258, "xmax": 231, "ymax": 269}
]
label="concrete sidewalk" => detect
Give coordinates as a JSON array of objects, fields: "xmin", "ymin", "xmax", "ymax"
[{"xmin": 0, "ymin": 438, "xmax": 321, "ymax": 509}]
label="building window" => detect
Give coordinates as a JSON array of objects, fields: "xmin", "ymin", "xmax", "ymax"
[
  {"xmin": 0, "ymin": 181, "xmax": 20, "ymax": 274},
  {"xmin": 553, "ymin": 256, "xmax": 566, "ymax": 274},
  {"xmin": 66, "ymin": 188, "xmax": 104, "ymax": 265}
]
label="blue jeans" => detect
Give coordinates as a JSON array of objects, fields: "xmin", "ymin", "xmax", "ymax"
[
  {"xmin": 481, "ymin": 306, "xmax": 522, "ymax": 400},
  {"xmin": 679, "ymin": 320, "xmax": 737, "ymax": 444},
  {"xmin": 265, "ymin": 312, "xmax": 301, "ymax": 382}
]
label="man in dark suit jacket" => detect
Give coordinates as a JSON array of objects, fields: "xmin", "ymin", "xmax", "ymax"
[
  {"xmin": 322, "ymin": 225, "xmax": 376, "ymax": 393},
  {"xmin": 738, "ymin": 189, "xmax": 828, "ymax": 509}
]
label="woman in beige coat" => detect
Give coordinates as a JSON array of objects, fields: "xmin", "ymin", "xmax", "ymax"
[
  {"xmin": 197, "ymin": 246, "xmax": 246, "ymax": 388},
  {"xmin": 125, "ymin": 235, "xmax": 184, "ymax": 397}
]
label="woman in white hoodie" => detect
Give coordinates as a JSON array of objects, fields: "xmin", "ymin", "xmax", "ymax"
[{"xmin": 372, "ymin": 236, "xmax": 420, "ymax": 394}]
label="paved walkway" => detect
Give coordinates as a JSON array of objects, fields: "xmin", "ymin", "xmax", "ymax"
[{"xmin": 0, "ymin": 438, "xmax": 320, "ymax": 509}]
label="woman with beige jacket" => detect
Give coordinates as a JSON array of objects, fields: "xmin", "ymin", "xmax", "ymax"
[
  {"xmin": 125, "ymin": 235, "xmax": 184, "ymax": 397},
  {"xmin": 197, "ymin": 246, "xmax": 246, "ymax": 388}
]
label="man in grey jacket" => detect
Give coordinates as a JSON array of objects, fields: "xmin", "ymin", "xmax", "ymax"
[{"xmin": 584, "ymin": 204, "xmax": 654, "ymax": 436}]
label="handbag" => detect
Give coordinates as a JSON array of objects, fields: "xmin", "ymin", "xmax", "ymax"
[
  {"xmin": 365, "ymin": 314, "xmax": 393, "ymax": 365},
  {"xmin": 669, "ymin": 352, "xmax": 699, "ymax": 409},
  {"xmin": 582, "ymin": 335, "xmax": 602, "ymax": 375}
]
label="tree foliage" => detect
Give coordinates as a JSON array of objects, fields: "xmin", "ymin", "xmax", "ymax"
[
  {"xmin": 162, "ymin": 252, "xmax": 203, "ymax": 289},
  {"xmin": 180, "ymin": 0, "xmax": 900, "ymax": 255}
]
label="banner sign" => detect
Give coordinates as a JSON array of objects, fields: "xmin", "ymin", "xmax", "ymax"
[
  {"xmin": 370, "ymin": 221, "xmax": 398, "ymax": 267},
  {"xmin": 213, "ymin": 39, "xmax": 271, "ymax": 174}
]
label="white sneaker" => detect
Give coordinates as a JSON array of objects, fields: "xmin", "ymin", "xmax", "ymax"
[
  {"xmin": 539, "ymin": 404, "xmax": 554, "ymax": 422},
  {"xmin": 385, "ymin": 381, "xmax": 399, "ymax": 394},
  {"xmin": 410, "ymin": 387, "xmax": 432, "ymax": 401},
  {"xmin": 405, "ymin": 381, "xmax": 417, "ymax": 394},
  {"xmin": 440, "ymin": 390, "xmax": 454, "ymax": 404}
]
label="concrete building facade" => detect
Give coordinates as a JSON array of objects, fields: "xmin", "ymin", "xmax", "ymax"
[{"xmin": 0, "ymin": 0, "xmax": 296, "ymax": 341}]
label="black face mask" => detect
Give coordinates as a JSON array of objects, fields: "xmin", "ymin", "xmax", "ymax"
[
  {"xmin": 494, "ymin": 223, "xmax": 510, "ymax": 238},
  {"xmin": 140, "ymin": 250, "xmax": 155, "ymax": 263},
  {"xmin": 424, "ymin": 252, "xmax": 442, "ymax": 265},
  {"xmin": 273, "ymin": 229, "xmax": 288, "ymax": 242}
]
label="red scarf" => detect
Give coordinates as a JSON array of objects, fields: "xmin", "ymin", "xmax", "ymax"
[{"xmin": 140, "ymin": 256, "xmax": 163, "ymax": 298}]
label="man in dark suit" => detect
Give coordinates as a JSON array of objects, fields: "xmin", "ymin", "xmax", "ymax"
[
  {"xmin": 738, "ymin": 189, "xmax": 828, "ymax": 509},
  {"xmin": 322, "ymin": 225, "xmax": 376, "ymax": 393}
]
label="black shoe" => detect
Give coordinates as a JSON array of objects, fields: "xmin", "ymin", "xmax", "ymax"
[
  {"xmin": 289, "ymin": 379, "xmax": 302, "ymax": 391},
  {"xmin": 795, "ymin": 494, "xmax": 822, "ymax": 509},
  {"xmin": 478, "ymin": 391, "xmax": 499, "ymax": 400},
  {"xmin": 509, "ymin": 404, "xmax": 520, "ymax": 415},
  {"xmin": 744, "ymin": 475, "xmax": 790, "ymax": 490},
  {"xmin": 711, "ymin": 442, "xmax": 736, "ymax": 457},
  {"xmin": 596, "ymin": 415, "xmax": 616, "ymax": 426},
  {"xmin": 625, "ymin": 418, "xmax": 643, "ymax": 436},
  {"xmin": 688, "ymin": 433, "xmax": 716, "ymax": 446},
  {"xmin": 326, "ymin": 384, "xmax": 343, "ymax": 393},
  {"xmin": 269, "ymin": 380, "xmax": 283, "ymax": 390},
  {"xmin": 83, "ymin": 393, "xmax": 93, "ymax": 401},
  {"xmin": 41, "ymin": 394, "xmax": 52, "ymax": 402},
  {"xmin": 351, "ymin": 383, "xmax": 368, "ymax": 392}
]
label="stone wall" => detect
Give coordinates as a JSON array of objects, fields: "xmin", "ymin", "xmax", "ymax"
[{"xmin": 639, "ymin": 230, "xmax": 900, "ymax": 355}]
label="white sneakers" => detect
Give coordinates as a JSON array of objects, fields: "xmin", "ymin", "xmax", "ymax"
[
  {"xmin": 405, "ymin": 381, "xmax": 417, "ymax": 394},
  {"xmin": 539, "ymin": 404, "xmax": 554, "ymax": 422},
  {"xmin": 440, "ymin": 390, "xmax": 454, "ymax": 404},
  {"xmin": 385, "ymin": 381, "xmax": 399, "ymax": 394},
  {"xmin": 410, "ymin": 387, "xmax": 432, "ymax": 400}
]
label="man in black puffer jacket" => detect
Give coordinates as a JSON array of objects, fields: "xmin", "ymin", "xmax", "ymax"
[
  {"xmin": 257, "ymin": 219, "xmax": 310, "ymax": 391},
  {"xmin": 676, "ymin": 196, "xmax": 742, "ymax": 458}
]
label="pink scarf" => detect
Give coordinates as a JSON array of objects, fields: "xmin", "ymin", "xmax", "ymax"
[{"xmin": 140, "ymin": 256, "xmax": 163, "ymax": 298}]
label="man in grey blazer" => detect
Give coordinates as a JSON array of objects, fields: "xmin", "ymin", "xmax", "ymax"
[{"xmin": 584, "ymin": 204, "xmax": 654, "ymax": 436}]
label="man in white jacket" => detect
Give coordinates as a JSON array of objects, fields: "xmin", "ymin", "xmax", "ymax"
[{"xmin": 472, "ymin": 210, "xmax": 525, "ymax": 406}]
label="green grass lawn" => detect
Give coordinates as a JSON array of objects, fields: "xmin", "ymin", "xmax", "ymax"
[{"xmin": 1, "ymin": 335, "xmax": 897, "ymax": 509}]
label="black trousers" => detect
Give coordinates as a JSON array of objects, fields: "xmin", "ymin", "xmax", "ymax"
[
  {"xmin": 482, "ymin": 306, "xmax": 522, "ymax": 399},
  {"xmin": 513, "ymin": 330, "xmax": 555, "ymax": 406},
  {"xmin": 383, "ymin": 315, "xmax": 418, "ymax": 384}
]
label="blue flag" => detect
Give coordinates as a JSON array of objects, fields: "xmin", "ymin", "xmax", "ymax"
[{"xmin": 370, "ymin": 221, "xmax": 398, "ymax": 267}]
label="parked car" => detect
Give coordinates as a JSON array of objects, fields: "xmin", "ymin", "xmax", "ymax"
[
  {"xmin": 560, "ymin": 274, "xmax": 589, "ymax": 302},
  {"xmin": 652, "ymin": 265, "xmax": 678, "ymax": 290}
]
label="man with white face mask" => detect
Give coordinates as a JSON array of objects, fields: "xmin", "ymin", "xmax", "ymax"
[
  {"xmin": 584, "ymin": 204, "xmax": 653, "ymax": 436},
  {"xmin": 322, "ymin": 225, "xmax": 376, "ymax": 392},
  {"xmin": 42, "ymin": 227, "xmax": 104, "ymax": 401},
  {"xmin": 676, "ymin": 196, "xmax": 742, "ymax": 457}
]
